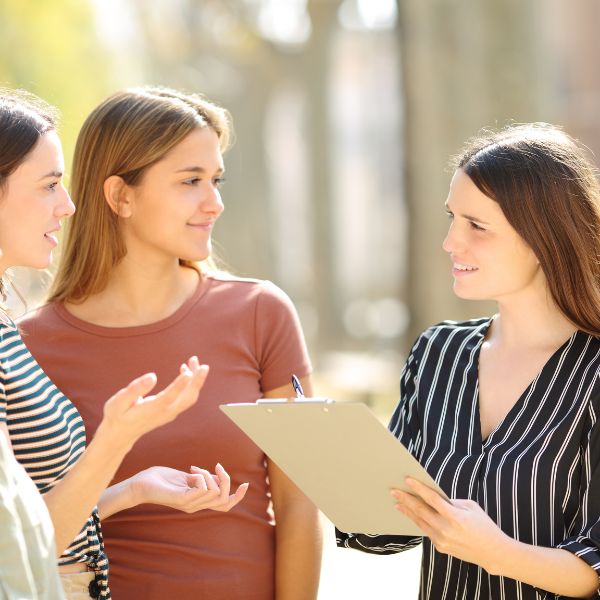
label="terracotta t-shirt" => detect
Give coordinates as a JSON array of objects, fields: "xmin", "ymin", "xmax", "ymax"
[{"xmin": 18, "ymin": 274, "xmax": 312, "ymax": 600}]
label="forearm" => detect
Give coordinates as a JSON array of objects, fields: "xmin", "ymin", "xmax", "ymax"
[
  {"xmin": 275, "ymin": 501, "xmax": 322, "ymax": 600},
  {"xmin": 488, "ymin": 535, "xmax": 599, "ymax": 597},
  {"xmin": 43, "ymin": 422, "xmax": 132, "ymax": 555},
  {"xmin": 97, "ymin": 477, "xmax": 137, "ymax": 521}
]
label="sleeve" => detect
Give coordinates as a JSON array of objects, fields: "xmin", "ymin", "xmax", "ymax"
[
  {"xmin": 335, "ymin": 336, "xmax": 424, "ymax": 554},
  {"xmin": 556, "ymin": 391, "xmax": 600, "ymax": 595},
  {"xmin": 254, "ymin": 281, "xmax": 312, "ymax": 393}
]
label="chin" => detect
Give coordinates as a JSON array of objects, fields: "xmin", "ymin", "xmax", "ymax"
[
  {"xmin": 25, "ymin": 255, "xmax": 52, "ymax": 270},
  {"xmin": 183, "ymin": 245, "xmax": 211, "ymax": 262},
  {"xmin": 452, "ymin": 282, "xmax": 486, "ymax": 301}
]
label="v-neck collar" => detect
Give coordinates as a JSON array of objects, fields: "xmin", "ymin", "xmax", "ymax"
[{"xmin": 471, "ymin": 318, "xmax": 580, "ymax": 448}]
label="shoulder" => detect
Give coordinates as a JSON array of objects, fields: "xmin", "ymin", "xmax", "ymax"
[
  {"xmin": 409, "ymin": 317, "xmax": 491, "ymax": 361},
  {"xmin": 16, "ymin": 303, "xmax": 58, "ymax": 337},
  {"xmin": 204, "ymin": 272, "xmax": 295, "ymax": 307}
]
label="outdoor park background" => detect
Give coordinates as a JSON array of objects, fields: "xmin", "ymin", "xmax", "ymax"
[{"xmin": 2, "ymin": 1, "xmax": 600, "ymax": 597}]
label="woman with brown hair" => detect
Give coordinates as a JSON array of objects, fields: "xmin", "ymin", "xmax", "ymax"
[
  {"xmin": 20, "ymin": 87, "xmax": 321, "ymax": 600},
  {"xmin": 338, "ymin": 124, "xmax": 600, "ymax": 599},
  {"xmin": 0, "ymin": 89, "xmax": 246, "ymax": 600}
]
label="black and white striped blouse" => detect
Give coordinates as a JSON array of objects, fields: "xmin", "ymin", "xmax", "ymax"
[
  {"xmin": 0, "ymin": 321, "xmax": 109, "ymax": 598},
  {"xmin": 337, "ymin": 318, "xmax": 600, "ymax": 599}
]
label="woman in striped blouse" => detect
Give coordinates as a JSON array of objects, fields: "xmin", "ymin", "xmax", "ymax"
[
  {"xmin": 0, "ymin": 91, "xmax": 247, "ymax": 599},
  {"xmin": 338, "ymin": 124, "xmax": 600, "ymax": 599}
]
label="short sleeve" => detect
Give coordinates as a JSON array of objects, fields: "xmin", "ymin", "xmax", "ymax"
[
  {"xmin": 254, "ymin": 282, "xmax": 312, "ymax": 393},
  {"xmin": 336, "ymin": 336, "xmax": 424, "ymax": 554},
  {"xmin": 556, "ymin": 391, "xmax": 600, "ymax": 595}
]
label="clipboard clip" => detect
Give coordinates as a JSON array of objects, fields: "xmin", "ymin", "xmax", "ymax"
[{"xmin": 256, "ymin": 397, "xmax": 334, "ymax": 404}]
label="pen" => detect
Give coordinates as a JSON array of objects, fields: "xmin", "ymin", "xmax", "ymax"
[{"xmin": 291, "ymin": 374, "xmax": 305, "ymax": 399}]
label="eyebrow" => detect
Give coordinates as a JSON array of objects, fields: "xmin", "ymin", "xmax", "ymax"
[
  {"xmin": 176, "ymin": 166, "xmax": 224, "ymax": 174},
  {"xmin": 444, "ymin": 202, "xmax": 490, "ymax": 225},
  {"xmin": 39, "ymin": 170, "xmax": 63, "ymax": 180}
]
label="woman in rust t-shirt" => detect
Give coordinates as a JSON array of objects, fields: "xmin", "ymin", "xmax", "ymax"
[{"xmin": 19, "ymin": 87, "xmax": 321, "ymax": 600}]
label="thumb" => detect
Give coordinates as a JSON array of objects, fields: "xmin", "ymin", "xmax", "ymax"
[{"xmin": 111, "ymin": 373, "xmax": 158, "ymax": 410}]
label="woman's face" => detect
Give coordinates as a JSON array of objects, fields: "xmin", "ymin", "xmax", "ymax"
[
  {"xmin": 121, "ymin": 126, "xmax": 225, "ymax": 263},
  {"xmin": 0, "ymin": 131, "xmax": 74, "ymax": 272},
  {"xmin": 442, "ymin": 169, "xmax": 541, "ymax": 302}
]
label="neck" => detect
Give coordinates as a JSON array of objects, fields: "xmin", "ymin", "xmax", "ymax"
[
  {"xmin": 66, "ymin": 253, "xmax": 200, "ymax": 327},
  {"xmin": 491, "ymin": 285, "xmax": 576, "ymax": 350}
]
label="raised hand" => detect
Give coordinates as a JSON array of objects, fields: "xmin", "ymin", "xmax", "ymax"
[
  {"xmin": 391, "ymin": 477, "xmax": 509, "ymax": 571},
  {"xmin": 100, "ymin": 356, "xmax": 209, "ymax": 450},
  {"xmin": 130, "ymin": 464, "xmax": 249, "ymax": 513}
]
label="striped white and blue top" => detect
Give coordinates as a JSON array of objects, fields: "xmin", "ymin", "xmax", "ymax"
[
  {"xmin": 337, "ymin": 318, "xmax": 600, "ymax": 599},
  {"xmin": 0, "ymin": 320, "xmax": 109, "ymax": 598}
]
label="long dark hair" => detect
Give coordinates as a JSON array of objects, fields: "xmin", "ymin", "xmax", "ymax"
[
  {"xmin": 0, "ymin": 89, "xmax": 58, "ymax": 190},
  {"xmin": 454, "ymin": 123, "xmax": 600, "ymax": 336},
  {"xmin": 0, "ymin": 90, "xmax": 58, "ymax": 301}
]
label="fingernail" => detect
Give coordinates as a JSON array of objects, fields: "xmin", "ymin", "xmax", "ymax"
[
  {"xmin": 405, "ymin": 477, "xmax": 416, "ymax": 487},
  {"xmin": 181, "ymin": 363, "xmax": 192, "ymax": 375},
  {"xmin": 390, "ymin": 490, "xmax": 402, "ymax": 498}
]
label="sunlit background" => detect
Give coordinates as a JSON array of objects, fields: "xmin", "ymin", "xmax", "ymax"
[{"xmin": 3, "ymin": 0, "xmax": 600, "ymax": 597}]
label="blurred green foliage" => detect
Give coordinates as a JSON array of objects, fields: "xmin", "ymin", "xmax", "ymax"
[{"xmin": 0, "ymin": 0, "xmax": 109, "ymax": 166}]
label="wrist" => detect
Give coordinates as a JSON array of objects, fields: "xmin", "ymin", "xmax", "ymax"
[
  {"xmin": 484, "ymin": 531, "xmax": 518, "ymax": 576},
  {"xmin": 115, "ymin": 477, "xmax": 139, "ymax": 511},
  {"xmin": 93, "ymin": 420, "xmax": 135, "ymax": 456}
]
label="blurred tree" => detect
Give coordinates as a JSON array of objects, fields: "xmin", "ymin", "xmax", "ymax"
[
  {"xmin": 396, "ymin": 0, "xmax": 556, "ymax": 341},
  {"xmin": 0, "ymin": 0, "xmax": 112, "ymax": 306},
  {"xmin": 0, "ymin": 0, "xmax": 110, "ymax": 164}
]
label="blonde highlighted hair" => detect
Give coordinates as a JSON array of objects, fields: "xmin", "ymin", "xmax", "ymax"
[{"xmin": 49, "ymin": 86, "xmax": 232, "ymax": 303}]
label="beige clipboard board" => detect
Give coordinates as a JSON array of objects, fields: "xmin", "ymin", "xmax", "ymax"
[{"xmin": 220, "ymin": 400, "xmax": 447, "ymax": 536}]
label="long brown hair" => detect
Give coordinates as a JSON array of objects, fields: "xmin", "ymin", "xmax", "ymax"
[
  {"xmin": 49, "ymin": 86, "xmax": 232, "ymax": 303},
  {"xmin": 454, "ymin": 123, "xmax": 600, "ymax": 336}
]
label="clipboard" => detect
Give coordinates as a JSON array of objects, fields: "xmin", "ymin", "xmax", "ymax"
[{"xmin": 220, "ymin": 399, "xmax": 447, "ymax": 536}]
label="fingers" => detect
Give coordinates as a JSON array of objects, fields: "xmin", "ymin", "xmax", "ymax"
[
  {"xmin": 122, "ymin": 373, "xmax": 158, "ymax": 403},
  {"xmin": 105, "ymin": 373, "xmax": 158, "ymax": 415},
  {"xmin": 214, "ymin": 463, "xmax": 231, "ymax": 501},
  {"xmin": 227, "ymin": 482, "xmax": 249, "ymax": 508},
  {"xmin": 405, "ymin": 478, "xmax": 453, "ymax": 515},
  {"xmin": 188, "ymin": 465, "xmax": 248, "ymax": 512},
  {"xmin": 162, "ymin": 360, "xmax": 209, "ymax": 412}
]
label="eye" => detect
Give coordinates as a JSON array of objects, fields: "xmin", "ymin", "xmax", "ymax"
[
  {"xmin": 213, "ymin": 176, "xmax": 226, "ymax": 188},
  {"xmin": 46, "ymin": 181, "xmax": 59, "ymax": 192},
  {"xmin": 445, "ymin": 209, "xmax": 454, "ymax": 220},
  {"xmin": 469, "ymin": 221, "xmax": 486, "ymax": 232},
  {"xmin": 183, "ymin": 177, "xmax": 200, "ymax": 186}
]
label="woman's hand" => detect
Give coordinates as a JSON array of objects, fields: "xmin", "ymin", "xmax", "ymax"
[
  {"xmin": 129, "ymin": 464, "xmax": 249, "ymax": 513},
  {"xmin": 99, "ymin": 356, "xmax": 209, "ymax": 450},
  {"xmin": 391, "ymin": 477, "xmax": 509, "ymax": 571}
]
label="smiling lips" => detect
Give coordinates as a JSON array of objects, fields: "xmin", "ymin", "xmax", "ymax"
[
  {"xmin": 452, "ymin": 261, "xmax": 478, "ymax": 276},
  {"xmin": 187, "ymin": 221, "xmax": 214, "ymax": 230},
  {"xmin": 44, "ymin": 228, "xmax": 60, "ymax": 247}
]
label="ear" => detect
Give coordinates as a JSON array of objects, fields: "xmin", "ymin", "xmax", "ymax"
[{"xmin": 103, "ymin": 175, "xmax": 134, "ymax": 218}]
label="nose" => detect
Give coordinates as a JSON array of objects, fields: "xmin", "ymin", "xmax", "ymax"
[
  {"xmin": 442, "ymin": 220, "xmax": 459, "ymax": 254},
  {"xmin": 55, "ymin": 184, "xmax": 76, "ymax": 219},
  {"xmin": 202, "ymin": 184, "xmax": 224, "ymax": 217}
]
